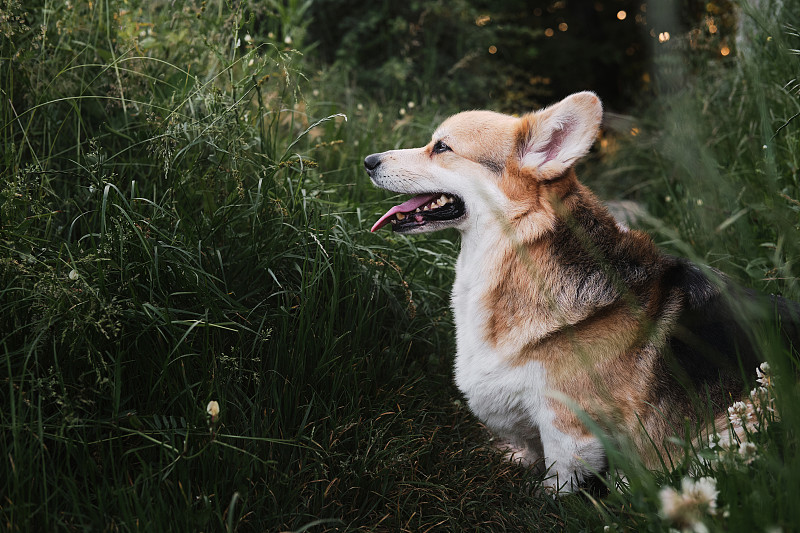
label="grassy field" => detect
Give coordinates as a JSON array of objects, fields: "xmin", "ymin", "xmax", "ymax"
[{"xmin": 2, "ymin": 1, "xmax": 800, "ymax": 531}]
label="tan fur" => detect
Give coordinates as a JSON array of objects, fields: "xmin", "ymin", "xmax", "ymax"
[
  {"xmin": 433, "ymin": 111, "xmax": 518, "ymax": 170},
  {"xmin": 480, "ymin": 166, "xmax": 679, "ymax": 464}
]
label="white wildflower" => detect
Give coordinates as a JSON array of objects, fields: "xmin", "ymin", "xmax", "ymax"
[
  {"xmin": 284, "ymin": 34, "xmax": 292, "ymax": 44},
  {"xmin": 244, "ymin": 33, "xmax": 252, "ymax": 43},
  {"xmin": 718, "ymin": 363, "xmax": 780, "ymax": 450},
  {"xmin": 708, "ymin": 433, "xmax": 736, "ymax": 453},
  {"xmin": 712, "ymin": 364, "xmax": 782, "ymax": 466},
  {"xmin": 206, "ymin": 400, "xmax": 220, "ymax": 422},
  {"xmin": 682, "ymin": 477, "xmax": 718, "ymax": 515},
  {"xmin": 659, "ymin": 486, "xmax": 683, "ymax": 519},
  {"xmin": 68, "ymin": 269, "xmax": 79, "ymax": 280},
  {"xmin": 407, "ymin": 101, "xmax": 415, "ymax": 109},
  {"xmin": 659, "ymin": 477, "xmax": 718, "ymax": 532},
  {"xmin": 738, "ymin": 441, "xmax": 758, "ymax": 464},
  {"xmin": 738, "ymin": 364, "xmax": 779, "ymax": 427},
  {"xmin": 727, "ymin": 401, "xmax": 750, "ymax": 427},
  {"xmin": 750, "ymin": 386, "xmax": 775, "ymax": 415},
  {"xmin": 756, "ymin": 362, "xmax": 772, "ymax": 387}
]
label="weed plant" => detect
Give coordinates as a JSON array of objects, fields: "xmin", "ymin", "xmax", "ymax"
[
  {"xmin": 1, "ymin": 0, "xmax": 799, "ymax": 531},
  {"xmin": 0, "ymin": 0, "xmax": 566, "ymax": 530}
]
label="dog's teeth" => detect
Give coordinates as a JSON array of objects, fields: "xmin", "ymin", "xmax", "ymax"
[
  {"xmin": 415, "ymin": 208, "xmax": 421, "ymax": 213},
  {"xmin": 445, "ymin": 195, "xmax": 453, "ymax": 203},
  {"xmin": 436, "ymin": 197, "xmax": 446, "ymax": 206},
  {"xmin": 396, "ymin": 212, "xmax": 406, "ymax": 220},
  {"xmin": 423, "ymin": 205, "xmax": 430, "ymax": 211}
]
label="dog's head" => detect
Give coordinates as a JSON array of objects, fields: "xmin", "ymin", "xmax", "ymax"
[{"xmin": 366, "ymin": 91, "xmax": 602, "ymax": 234}]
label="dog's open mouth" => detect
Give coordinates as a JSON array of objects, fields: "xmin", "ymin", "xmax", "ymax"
[{"xmin": 371, "ymin": 192, "xmax": 466, "ymax": 232}]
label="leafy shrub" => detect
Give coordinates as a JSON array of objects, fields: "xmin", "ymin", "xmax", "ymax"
[{"xmin": 306, "ymin": 0, "xmax": 655, "ymax": 111}]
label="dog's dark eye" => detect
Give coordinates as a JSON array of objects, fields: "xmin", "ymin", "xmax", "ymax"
[{"xmin": 432, "ymin": 140, "xmax": 452, "ymax": 154}]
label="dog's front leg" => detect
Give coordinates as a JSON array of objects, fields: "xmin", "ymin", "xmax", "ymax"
[{"xmin": 538, "ymin": 427, "xmax": 606, "ymax": 494}]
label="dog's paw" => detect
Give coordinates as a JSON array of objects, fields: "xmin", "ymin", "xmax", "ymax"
[
  {"xmin": 538, "ymin": 473, "xmax": 580, "ymax": 497},
  {"xmin": 492, "ymin": 438, "xmax": 542, "ymax": 468}
]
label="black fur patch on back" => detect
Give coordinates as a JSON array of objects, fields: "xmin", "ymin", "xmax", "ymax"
[
  {"xmin": 546, "ymin": 192, "xmax": 658, "ymax": 312},
  {"xmin": 653, "ymin": 258, "xmax": 800, "ymax": 422}
]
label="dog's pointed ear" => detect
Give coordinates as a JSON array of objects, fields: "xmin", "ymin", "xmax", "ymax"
[{"xmin": 518, "ymin": 91, "xmax": 602, "ymax": 180}]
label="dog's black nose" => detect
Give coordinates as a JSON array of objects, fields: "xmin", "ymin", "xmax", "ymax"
[{"xmin": 364, "ymin": 153, "xmax": 382, "ymax": 174}]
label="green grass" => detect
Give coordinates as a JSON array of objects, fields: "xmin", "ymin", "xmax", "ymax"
[{"xmin": 2, "ymin": 0, "xmax": 800, "ymax": 531}]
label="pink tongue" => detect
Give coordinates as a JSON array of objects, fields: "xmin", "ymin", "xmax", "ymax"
[{"xmin": 371, "ymin": 193, "xmax": 440, "ymax": 232}]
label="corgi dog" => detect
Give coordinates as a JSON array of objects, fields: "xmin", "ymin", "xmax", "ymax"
[{"xmin": 365, "ymin": 92, "xmax": 799, "ymax": 493}]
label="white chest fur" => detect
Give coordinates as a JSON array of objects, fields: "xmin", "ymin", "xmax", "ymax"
[
  {"xmin": 451, "ymin": 232, "xmax": 548, "ymax": 449},
  {"xmin": 449, "ymin": 227, "xmax": 606, "ymax": 492}
]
